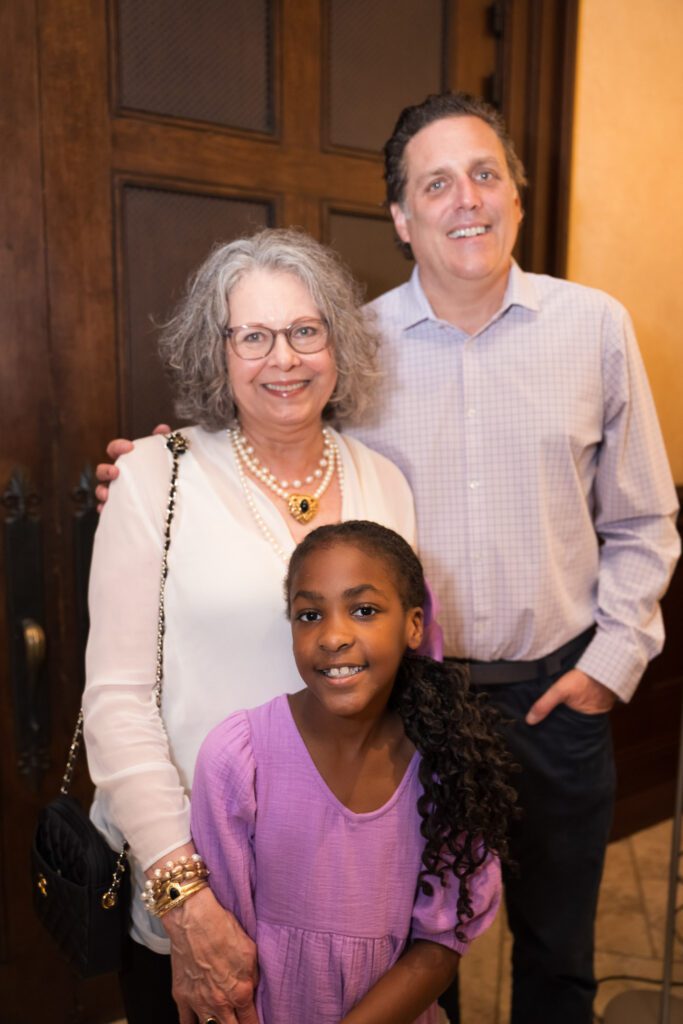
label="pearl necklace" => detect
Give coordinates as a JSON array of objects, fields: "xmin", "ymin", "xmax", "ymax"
[
  {"xmin": 230, "ymin": 427, "xmax": 337, "ymax": 524},
  {"xmin": 228, "ymin": 427, "xmax": 345, "ymax": 564}
]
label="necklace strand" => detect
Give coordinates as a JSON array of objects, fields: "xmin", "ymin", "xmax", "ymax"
[
  {"xmin": 232, "ymin": 427, "xmax": 334, "ymax": 498},
  {"xmin": 228, "ymin": 427, "xmax": 345, "ymax": 563},
  {"xmin": 230, "ymin": 427, "xmax": 337, "ymax": 524}
]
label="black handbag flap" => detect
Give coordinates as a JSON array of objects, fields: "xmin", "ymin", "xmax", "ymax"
[{"xmin": 34, "ymin": 794, "xmax": 118, "ymax": 886}]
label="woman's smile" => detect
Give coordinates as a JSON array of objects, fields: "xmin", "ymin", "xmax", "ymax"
[{"xmin": 261, "ymin": 379, "xmax": 312, "ymax": 397}]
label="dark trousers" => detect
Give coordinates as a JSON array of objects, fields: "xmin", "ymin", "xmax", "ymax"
[
  {"xmin": 119, "ymin": 934, "xmax": 179, "ymax": 1024},
  {"xmin": 440, "ymin": 640, "xmax": 616, "ymax": 1024}
]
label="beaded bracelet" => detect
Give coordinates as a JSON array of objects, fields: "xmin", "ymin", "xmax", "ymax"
[
  {"xmin": 141, "ymin": 853, "xmax": 210, "ymax": 917},
  {"xmin": 150, "ymin": 876, "xmax": 209, "ymax": 917}
]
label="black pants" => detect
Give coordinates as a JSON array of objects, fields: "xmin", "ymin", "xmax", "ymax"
[
  {"xmin": 440, "ymin": 640, "xmax": 616, "ymax": 1024},
  {"xmin": 119, "ymin": 934, "xmax": 179, "ymax": 1024}
]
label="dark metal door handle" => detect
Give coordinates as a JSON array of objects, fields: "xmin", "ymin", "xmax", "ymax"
[
  {"xmin": 2, "ymin": 469, "xmax": 50, "ymax": 788},
  {"xmin": 22, "ymin": 618, "xmax": 47, "ymax": 730}
]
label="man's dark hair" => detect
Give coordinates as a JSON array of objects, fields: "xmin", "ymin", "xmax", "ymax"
[{"xmin": 384, "ymin": 92, "xmax": 527, "ymax": 259}]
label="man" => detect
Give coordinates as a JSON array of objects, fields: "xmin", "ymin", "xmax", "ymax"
[
  {"xmin": 97, "ymin": 93, "xmax": 679, "ymax": 1023},
  {"xmin": 347, "ymin": 91, "xmax": 680, "ymax": 1023}
]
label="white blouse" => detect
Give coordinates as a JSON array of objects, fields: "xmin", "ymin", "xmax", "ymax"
[{"xmin": 83, "ymin": 425, "xmax": 416, "ymax": 952}]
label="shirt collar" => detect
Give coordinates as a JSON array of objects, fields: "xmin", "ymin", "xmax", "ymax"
[
  {"xmin": 400, "ymin": 259, "xmax": 540, "ymax": 332},
  {"xmin": 500, "ymin": 260, "xmax": 539, "ymax": 315}
]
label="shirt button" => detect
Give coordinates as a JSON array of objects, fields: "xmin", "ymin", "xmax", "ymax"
[
  {"xmin": 467, "ymin": 407, "xmax": 476, "ymax": 417},
  {"xmin": 469, "ymin": 480, "xmax": 480, "ymax": 490}
]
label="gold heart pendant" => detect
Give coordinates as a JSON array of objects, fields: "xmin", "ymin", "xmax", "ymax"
[{"xmin": 287, "ymin": 494, "xmax": 319, "ymax": 523}]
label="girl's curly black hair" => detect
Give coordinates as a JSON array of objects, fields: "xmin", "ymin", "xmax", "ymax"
[{"xmin": 285, "ymin": 520, "xmax": 518, "ymax": 943}]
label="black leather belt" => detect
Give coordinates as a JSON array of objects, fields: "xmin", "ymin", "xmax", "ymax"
[{"xmin": 445, "ymin": 627, "xmax": 595, "ymax": 685}]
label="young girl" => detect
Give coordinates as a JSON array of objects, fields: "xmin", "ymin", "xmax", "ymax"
[{"xmin": 191, "ymin": 521, "xmax": 516, "ymax": 1024}]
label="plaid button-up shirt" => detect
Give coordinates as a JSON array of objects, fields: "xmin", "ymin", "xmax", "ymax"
[{"xmin": 348, "ymin": 263, "xmax": 680, "ymax": 701}]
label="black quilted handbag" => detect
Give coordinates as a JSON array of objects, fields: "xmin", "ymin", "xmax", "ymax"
[
  {"xmin": 31, "ymin": 796, "xmax": 130, "ymax": 974},
  {"xmin": 31, "ymin": 710, "xmax": 130, "ymax": 977},
  {"xmin": 31, "ymin": 431, "xmax": 187, "ymax": 976}
]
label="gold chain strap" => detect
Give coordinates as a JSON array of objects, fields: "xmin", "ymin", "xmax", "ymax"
[
  {"xmin": 101, "ymin": 842, "xmax": 131, "ymax": 909},
  {"xmin": 60, "ymin": 709, "xmax": 84, "ymax": 795},
  {"xmin": 153, "ymin": 430, "xmax": 188, "ymax": 709},
  {"xmin": 61, "ymin": 431, "xmax": 188, "ymax": 909}
]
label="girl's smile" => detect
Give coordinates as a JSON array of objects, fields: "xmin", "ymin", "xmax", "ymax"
[{"xmin": 320, "ymin": 664, "xmax": 366, "ymax": 681}]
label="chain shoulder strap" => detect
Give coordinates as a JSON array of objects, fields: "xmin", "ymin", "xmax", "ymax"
[
  {"xmin": 61, "ymin": 709, "xmax": 85, "ymax": 795},
  {"xmin": 59, "ymin": 431, "xmax": 189, "ymax": 905},
  {"xmin": 153, "ymin": 430, "xmax": 188, "ymax": 709}
]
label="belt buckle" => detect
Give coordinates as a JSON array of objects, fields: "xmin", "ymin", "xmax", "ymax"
[{"xmin": 542, "ymin": 651, "xmax": 564, "ymax": 677}]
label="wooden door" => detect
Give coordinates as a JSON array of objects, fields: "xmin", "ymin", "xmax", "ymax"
[{"xmin": 0, "ymin": 1, "xmax": 577, "ymax": 1020}]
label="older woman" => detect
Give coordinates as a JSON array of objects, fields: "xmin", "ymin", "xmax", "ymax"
[{"xmin": 83, "ymin": 229, "xmax": 416, "ymax": 1024}]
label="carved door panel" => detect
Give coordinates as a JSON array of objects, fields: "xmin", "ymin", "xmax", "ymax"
[{"xmin": 0, "ymin": 2, "xmax": 577, "ymax": 1020}]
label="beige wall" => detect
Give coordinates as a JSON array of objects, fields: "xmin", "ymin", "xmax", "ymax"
[{"xmin": 567, "ymin": 0, "xmax": 683, "ymax": 482}]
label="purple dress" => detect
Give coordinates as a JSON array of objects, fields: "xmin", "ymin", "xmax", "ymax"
[{"xmin": 191, "ymin": 695, "xmax": 501, "ymax": 1024}]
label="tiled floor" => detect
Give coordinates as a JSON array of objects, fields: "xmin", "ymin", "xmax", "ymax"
[
  {"xmin": 459, "ymin": 818, "xmax": 683, "ymax": 1022},
  {"xmin": 111, "ymin": 819, "xmax": 682, "ymax": 1023}
]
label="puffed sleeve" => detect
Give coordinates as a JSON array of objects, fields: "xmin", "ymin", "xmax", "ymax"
[
  {"xmin": 411, "ymin": 851, "xmax": 501, "ymax": 956},
  {"xmin": 191, "ymin": 711, "xmax": 257, "ymax": 940}
]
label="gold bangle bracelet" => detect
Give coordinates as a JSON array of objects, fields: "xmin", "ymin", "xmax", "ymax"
[
  {"xmin": 147, "ymin": 877, "xmax": 209, "ymax": 918},
  {"xmin": 153, "ymin": 876, "xmax": 209, "ymax": 917},
  {"xmin": 141, "ymin": 854, "xmax": 209, "ymax": 914}
]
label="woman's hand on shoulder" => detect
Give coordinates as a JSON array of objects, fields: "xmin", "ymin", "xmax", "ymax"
[
  {"xmin": 162, "ymin": 884, "xmax": 260, "ymax": 1024},
  {"xmin": 95, "ymin": 424, "xmax": 171, "ymax": 510}
]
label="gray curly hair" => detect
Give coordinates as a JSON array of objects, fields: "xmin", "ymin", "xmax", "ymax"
[{"xmin": 158, "ymin": 228, "xmax": 381, "ymax": 430}]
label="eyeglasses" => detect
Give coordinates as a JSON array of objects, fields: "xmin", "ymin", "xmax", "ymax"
[{"xmin": 222, "ymin": 318, "xmax": 330, "ymax": 360}]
